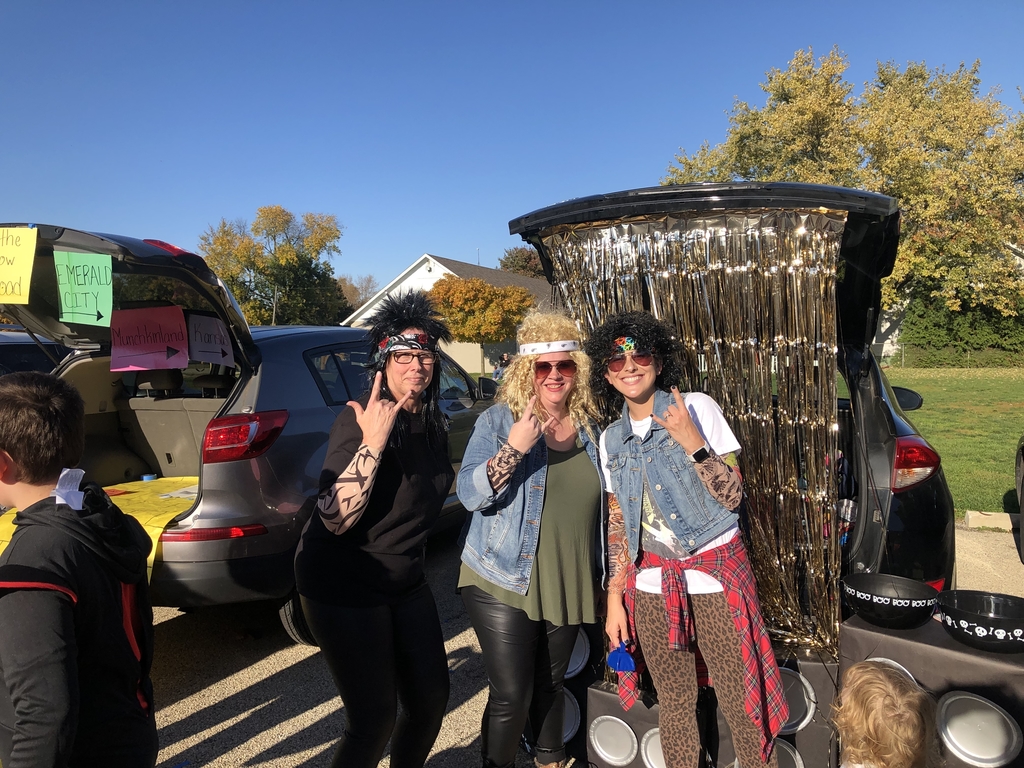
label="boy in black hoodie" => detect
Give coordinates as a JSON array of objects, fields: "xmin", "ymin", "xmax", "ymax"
[{"xmin": 0, "ymin": 372, "xmax": 158, "ymax": 768}]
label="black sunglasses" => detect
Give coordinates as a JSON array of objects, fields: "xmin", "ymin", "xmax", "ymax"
[{"xmin": 534, "ymin": 360, "xmax": 578, "ymax": 378}]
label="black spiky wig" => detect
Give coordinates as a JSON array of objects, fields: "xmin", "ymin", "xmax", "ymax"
[
  {"xmin": 365, "ymin": 291, "xmax": 453, "ymax": 450},
  {"xmin": 583, "ymin": 311, "xmax": 684, "ymax": 418}
]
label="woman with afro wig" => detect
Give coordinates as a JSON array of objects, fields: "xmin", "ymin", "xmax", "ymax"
[
  {"xmin": 584, "ymin": 311, "xmax": 787, "ymax": 768},
  {"xmin": 458, "ymin": 311, "xmax": 605, "ymax": 768}
]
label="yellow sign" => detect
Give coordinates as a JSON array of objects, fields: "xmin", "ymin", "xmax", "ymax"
[{"xmin": 0, "ymin": 226, "xmax": 39, "ymax": 305}]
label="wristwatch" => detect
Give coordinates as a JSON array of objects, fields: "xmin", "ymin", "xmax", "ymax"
[{"xmin": 689, "ymin": 446, "xmax": 710, "ymax": 463}]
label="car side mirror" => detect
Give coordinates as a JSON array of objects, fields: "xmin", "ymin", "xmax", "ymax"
[
  {"xmin": 477, "ymin": 376, "xmax": 498, "ymax": 400},
  {"xmin": 892, "ymin": 386, "xmax": 923, "ymax": 411}
]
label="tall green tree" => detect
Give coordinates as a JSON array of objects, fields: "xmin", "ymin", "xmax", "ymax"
[
  {"xmin": 664, "ymin": 47, "xmax": 1024, "ymax": 318},
  {"xmin": 199, "ymin": 206, "xmax": 348, "ymax": 325},
  {"xmin": 860, "ymin": 61, "xmax": 1024, "ymax": 313},
  {"xmin": 499, "ymin": 246, "xmax": 546, "ymax": 279}
]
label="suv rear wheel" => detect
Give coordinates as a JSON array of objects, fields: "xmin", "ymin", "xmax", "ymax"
[{"xmin": 279, "ymin": 590, "xmax": 318, "ymax": 646}]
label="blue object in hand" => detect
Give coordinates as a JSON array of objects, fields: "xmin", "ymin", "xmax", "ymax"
[{"xmin": 607, "ymin": 642, "xmax": 635, "ymax": 672}]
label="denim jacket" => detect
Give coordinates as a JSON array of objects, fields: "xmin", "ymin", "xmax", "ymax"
[
  {"xmin": 457, "ymin": 403, "xmax": 607, "ymax": 595},
  {"xmin": 604, "ymin": 389, "xmax": 737, "ymax": 561}
]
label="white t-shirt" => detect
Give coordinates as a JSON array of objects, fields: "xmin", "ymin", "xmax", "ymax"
[{"xmin": 599, "ymin": 392, "xmax": 741, "ymax": 594}]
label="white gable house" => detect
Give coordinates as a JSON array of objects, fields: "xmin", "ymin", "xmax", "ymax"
[{"xmin": 344, "ymin": 254, "xmax": 556, "ymax": 375}]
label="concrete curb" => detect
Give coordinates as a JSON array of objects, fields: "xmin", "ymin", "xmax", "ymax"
[{"xmin": 964, "ymin": 509, "xmax": 1020, "ymax": 530}]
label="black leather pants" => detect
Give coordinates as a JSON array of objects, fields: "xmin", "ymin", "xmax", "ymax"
[
  {"xmin": 462, "ymin": 584, "xmax": 579, "ymax": 768},
  {"xmin": 301, "ymin": 583, "xmax": 450, "ymax": 768}
]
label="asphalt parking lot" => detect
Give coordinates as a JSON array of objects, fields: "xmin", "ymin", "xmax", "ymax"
[
  {"xmin": 151, "ymin": 525, "xmax": 1024, "ymax": 768},
  {"xmin": 152, "ymin": 526, "xmax": 539, "ymax": 768}
]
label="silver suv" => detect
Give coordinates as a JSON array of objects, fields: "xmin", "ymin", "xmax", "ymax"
[{"xmin": 0, "ymin": 224, "xmax": 494, "ymax": 642}]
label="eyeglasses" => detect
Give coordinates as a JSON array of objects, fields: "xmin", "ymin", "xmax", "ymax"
[
  {"xmin": 534, "ymin": 360, "xmax": 578, "ymax": 378},
  {"xmin": 391, "ymin": 351, "xmax": 437, "ymax": 366},
  {"xmin": 606, "ymin": 350, "xmax": 655, "ymax": 373}
]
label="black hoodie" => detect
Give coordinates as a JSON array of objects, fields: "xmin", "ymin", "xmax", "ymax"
[{"xmin": 0, "ymin": 481, "xmax": 158, "ymax": 768}]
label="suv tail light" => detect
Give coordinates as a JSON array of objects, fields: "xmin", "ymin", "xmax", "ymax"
[
  {"xmin": 160, "ymin": 524, "xmax": 268, "ymax": 543},
  {"xmin": 892, "ymin": 436, "xmax": 941, "ymax": 491},
  {"xmin": 202, "ymin": 410, "xmax": 289, "ymax": 464}
]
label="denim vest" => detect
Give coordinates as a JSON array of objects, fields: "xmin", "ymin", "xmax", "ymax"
[
  {"xmin": 457, "ymin": 403, "xmax": 606, "ymax": 595},
  {"xmin": 604, "ymin": 389, "xmax": 737, "ymax": 561}
]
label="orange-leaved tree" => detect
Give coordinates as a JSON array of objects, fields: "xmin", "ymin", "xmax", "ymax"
[{"xmin": 429, "ymin": 275, "xmax": 535, "ymax": 374}]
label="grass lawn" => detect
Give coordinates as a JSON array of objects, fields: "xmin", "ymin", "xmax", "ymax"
[{"xmin": 883, "ymin": 368, "xmax": 1024, "ymax": 517}]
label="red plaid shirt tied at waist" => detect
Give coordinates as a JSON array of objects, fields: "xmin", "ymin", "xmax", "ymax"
[{"xmin": 616, "ymin": 534, "xmax": 788, "ymax": 763}]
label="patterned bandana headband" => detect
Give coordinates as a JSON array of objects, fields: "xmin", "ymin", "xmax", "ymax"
[
  {"xmin": 377, "ymin": 332, "xmax": 430, "ymax": 361},
  {"xmin": 613, "ymin": 336, "xmax": 638, "ymax": 353},
  {"xmin": 518, "ymin": 340, "xmax": 579, "ymax": 356}
]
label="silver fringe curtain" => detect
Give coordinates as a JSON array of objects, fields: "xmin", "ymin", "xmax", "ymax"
[{"xmin": 542, "ymin": 210, "xmax": 846, "ymax": 653}]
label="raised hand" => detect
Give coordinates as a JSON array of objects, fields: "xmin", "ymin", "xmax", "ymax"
[
  {"xmin": 651, "ymin": 386, "xmax": 705, "ymax": 454},
  {"xmin": 506, "ymin": 395, "xmax": 556, "ymax": 454},
  {"xmin": 348, "ymin": 372, "xmax": 413, "ymax": 453}
]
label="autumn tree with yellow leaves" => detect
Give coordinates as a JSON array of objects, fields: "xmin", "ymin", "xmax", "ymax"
[
  {"xmin": 199, "ymin": 206, "xmax": 349, "ymax": 325},
  {"xmin": 429, "ymin": 275, "xmax": 536, "ymax": 374},
  {"xmin": 665, "ymin": 47, "xmax": 1024, "ymax": 354}
]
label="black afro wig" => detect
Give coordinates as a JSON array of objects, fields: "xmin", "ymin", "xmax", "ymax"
[{"xmin": 583, "ymin": 311, "xmax": 685, "ymax": 416}]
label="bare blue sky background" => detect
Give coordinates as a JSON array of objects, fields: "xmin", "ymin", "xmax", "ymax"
[{"xmin": 1, "ymin": 1, "xmax": 1021, "ymax": 284}]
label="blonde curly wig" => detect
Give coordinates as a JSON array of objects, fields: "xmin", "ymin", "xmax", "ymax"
[
  {"xmin": 497, "ymin": 311, "xmax": 600, "ymax": 440},
  {"xmin": 833, "ymin": 661, "xmax": 941, "ymax": 768}
]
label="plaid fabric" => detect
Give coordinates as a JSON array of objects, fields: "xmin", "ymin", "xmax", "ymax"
[{"xmin": 617, "ymin": 535, "xmax": 788, "ymax": 762}]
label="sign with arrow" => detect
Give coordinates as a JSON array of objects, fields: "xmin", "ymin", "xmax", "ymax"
[
  {"xmin": 53, "ymin": 251, "xmax": 113, "ymax": 326},
  {"xmin": 187, "ymin": 313, "xmax": 235, "ymax": 368},
  {"xmin": 110, "ymin": 306, "xmax": 189, "ymax": 371},
  {"xmin": 0, "ymin": 226, "xmax": 38, "ymax": 305}
]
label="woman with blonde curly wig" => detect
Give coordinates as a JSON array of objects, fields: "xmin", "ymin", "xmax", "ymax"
[
  {"xmin": 457, "ymin": 311, "xmax": 605, "ymax": 768},
  {"xmin": 834, "ymin": 661, "xmax": 940, "ymax": 768}
]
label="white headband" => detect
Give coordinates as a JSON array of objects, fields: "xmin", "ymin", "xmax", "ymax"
[{"xmin": 518, "ymin": 340, "xmax": 579, "ymax": 355}]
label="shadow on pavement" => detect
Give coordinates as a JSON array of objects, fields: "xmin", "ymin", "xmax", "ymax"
[{"xmin": 151, "ymin": 523, "xmax": 489, "ymax": 766}]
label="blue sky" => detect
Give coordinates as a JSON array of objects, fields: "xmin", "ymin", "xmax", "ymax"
[{"xmin": 1, "ymin": 1, "xmax": 1021, "ymax": 285}]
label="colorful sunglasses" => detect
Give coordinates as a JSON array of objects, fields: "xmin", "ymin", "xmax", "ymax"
[
  {"xmin": 607, "ymin": 350, "xmax": 655, "ymax": 372},
  {"xmin": 534, "ymin": 360, "xmax": 578, "ymax": 378}
]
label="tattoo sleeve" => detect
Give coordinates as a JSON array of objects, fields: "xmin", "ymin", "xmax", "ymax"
[
  {"xmin": 486, "ymin": 442, "xmax": 524, "ymax": 493},
  {"xmin": 316, "ymin": 444, "xmax": 382, "ymax": 535},
  {"xmin": 606, "ymin": 493, "xmax": 631, "ymax": 595},
  {"xmin": 694, "ymin": 449, "xmax": 744, "ymax": 510}
]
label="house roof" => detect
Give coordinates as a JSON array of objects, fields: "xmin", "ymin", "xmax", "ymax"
[
  {"xmin": 343, "ymin": 254, "xmax": 557, "ymax": 326},
  {"xmin": 431, "ymin": 257, "xmax": 555, "ymax": 307}
]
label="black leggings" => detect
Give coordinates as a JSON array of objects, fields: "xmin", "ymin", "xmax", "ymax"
[
  {"xmin": 301, "ymin": 583, "xmax": 450, "ymax": 768},
  {"xmin": 461, "ymin": 584, "xmax": 579, "ymax": 768}
]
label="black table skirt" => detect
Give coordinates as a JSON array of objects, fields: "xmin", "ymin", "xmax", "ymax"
[{"xmin": 839, "ymin": 614, "xmax": 1024, "ymax": 727}]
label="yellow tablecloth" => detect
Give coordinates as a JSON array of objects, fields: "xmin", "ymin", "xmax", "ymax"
[{"xmin": 0, "ymin": 476, "xmax": 198, "ymax": 580}]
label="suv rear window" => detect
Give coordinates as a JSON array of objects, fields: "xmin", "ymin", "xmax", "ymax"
[{"xmin": 0, "ymin": 339, "xmax": 66, "ymax": 375}]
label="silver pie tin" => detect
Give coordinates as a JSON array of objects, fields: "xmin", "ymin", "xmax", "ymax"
[
  {"xmin": 589, "ymin": 714, "xmax": 639, "ymax": 766},
  {"xmin": 640, "ymin": 727, "xmax": 664, "ymax": 768},
  {"xmin": 937, "ymin": 691, "xmax": 1022, "ymax": 767},
  {"xmin": 779, "ymin": 668, "xmax": 818, "ymax": 734},
  {"xmin": 565, "ymin": 626, "xmax": 591, "ymax": 679}
]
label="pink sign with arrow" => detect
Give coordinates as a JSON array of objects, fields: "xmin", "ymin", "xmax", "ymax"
[
  {"xmin": 187, "ymin": 313, "xmax": 235, "ymax": 368},
  {"xmin": 110, "ymin": 306, "xmax": 190, "ymax": 371}
]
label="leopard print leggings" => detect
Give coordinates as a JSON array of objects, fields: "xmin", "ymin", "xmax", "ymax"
[{"xmin": 634, "ymin": 590, "xmax": 779, "ymax": 768}]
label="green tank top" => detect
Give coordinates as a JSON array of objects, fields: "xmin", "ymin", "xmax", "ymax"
[{"xmin": 459, "ymin": 438, "xmax": 602, "ymax": 625}]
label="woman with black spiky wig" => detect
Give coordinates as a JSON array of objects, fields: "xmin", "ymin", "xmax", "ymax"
[{"xmin": 294, "ymin": 291, "xmax": 455, "ymax": 768}]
